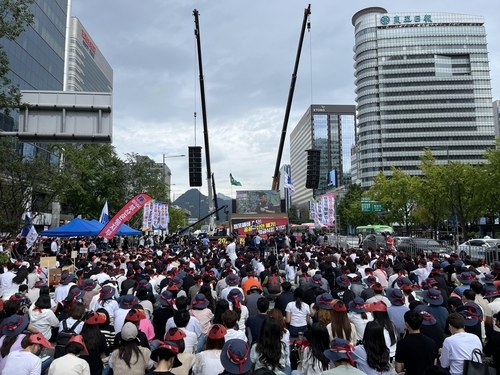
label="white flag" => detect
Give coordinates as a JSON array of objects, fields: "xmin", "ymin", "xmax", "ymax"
[
  {"xmin": 21, "ymin": 213, "xmax": 38, "ymax": 249},
  {"xmin": 99, "ymin": 201, "xmax": 109, "ymax": 224},
  {"xmin": 283, "ymin": 172, "xmax": 295, "ymax": 196}
]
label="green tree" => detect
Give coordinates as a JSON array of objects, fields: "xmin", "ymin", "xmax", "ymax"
[
  {"xmin": 0, "ymin": 0, "xmax": 34, "ymax": 113},
  {"xmin": 369, "ymin": 167, "xmax": 420, "ymax": 234},
  {"xmin": 60, "ymin": 144, "xmax": 127, "ymax": 219},
  {"xmin": 414, "ymin": 150, "xmax": 450, "ymax": 237},
  {"xmin": 0, "ymin": 137, "xmax": 63, "ymax": 236},
  {"xmin": 168, "ymin": 205, "xmax": 188, "ymax": 233},
  {"xmin": 287, "ymin": 204, "xmax": 309, "ymax": 225},
  {"xmin": 445, "ymin": 162, "xmax": 487, "ymax": 241},
  {"xmin": 125, "ymin": 153, "xmax": 169, "ymax": 202},
  {"xmin": 483, "ymin": 139, "xmax": 500, "ymax": 218},
  {"xmin": 336, "ymin": 184, "xmax": 378, "ymax": 232}
]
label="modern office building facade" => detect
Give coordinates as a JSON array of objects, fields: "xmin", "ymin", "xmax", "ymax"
[
  {"xmin": 0, "ymin": 0, "xmax": 68, "ymax": 137},
  {"xmin": 493, "ymin": 100, "xmax": 500, "ymax": 138},
  {"xmin": 67, "ymin": 17, "xmax": 113, "ymax": 92},
  {"xmin": 290, "ymin": 104, "xmax": 356, "ymax": 207},
  {"xmin": 352, "ymin": 8, "xmax": 496, "ymax": 188}
]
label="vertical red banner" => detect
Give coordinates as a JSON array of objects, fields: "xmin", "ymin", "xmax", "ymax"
[{"xmin": 98, "ymin": 193, "xmax": 152, "ymax": 239}]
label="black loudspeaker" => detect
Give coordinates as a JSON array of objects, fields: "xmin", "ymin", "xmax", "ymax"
[
  {"xmin": 188, "ymin": 146, "xmax": 202, "ymax": 187},
  {"xmin": 305, "ymin": 149, "xmax": 321, "ymax": 189}
]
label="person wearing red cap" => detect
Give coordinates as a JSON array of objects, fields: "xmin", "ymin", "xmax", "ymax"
[
  {"xmin": 193, "ymin": 324, "xmax": 226, "ymax": 375},
  {"xmin": 3, "ymin": 333, "xmax": 53, "ymax": 374}
]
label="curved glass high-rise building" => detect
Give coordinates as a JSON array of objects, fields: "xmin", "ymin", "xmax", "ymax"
[{"xmin": 352, "ymin": 7, "xmax": 495, "ymax": 188}]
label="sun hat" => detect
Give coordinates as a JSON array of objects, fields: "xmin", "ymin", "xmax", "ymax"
[
  {"xmin": 456, "ymin": 303, "xmax": 483, "ymax": 326},
  {"xmin": 27, "ymin": 333, "xmax": 52, "ymax": 348},
  {"xmin": 348, "ymin": 297, "xmax": 367, "ymax": 313},
  {"xmin": 150, "ymin": 340, "xmax": 183, "ymax": 366},
  {"xmin": 457, "ymin": 272, "xmax": 477, "ymax": 285},
  {"xmin": 332, "ymin": 299, "xmax": 347, "ymax": 312},
  {"xmin": 371, "ymin": 282, "xmax": 383, "ymax": 292},
  {"xmin": 398, "ymin": 277, "xmax": 413, "ymax": 291},
  {"xmin": 67, "ymin": 335, "xmax": 89, "ymax": 355},
  {"xmin": 167, "ymin": 276, "xmax": 183, "ymax": 291},
  {"xmin": 310, "ymin": 274, "xmax": 323, "ymax": 288},
  {"xmin": 165, "ymin": 327, "xmax": 186, "ymax": 341},
  {"xmin": 33, "ymin": 280, "xmax": 47, "ymax": 288},
  {"xmin": 68, "ymin": 285, "xmax": 85, "ymax": 301},
  {"xmin": 225, "ymin": 274, "xmax": 239, "ymax": 287},
  {"xmin": 484, "ymin": 285, "xmax": 500, "ymax": 299},
  {"xmin": 158, "ymin": 290, "xmax": 174, "ymax": 307},
  {"xmin": 336, "ymin": 275, "xmax": 351, "ymax": 289},
  {"xmin": 220, "ymin": 339, "xmax": 253, "ymax": 374},
  {"xmin": 126, "ymin": 309, "xmax": 144, "ymax": 322},
  {"xmin": 386, "ymin": 288, "xmax": 405, "ymax": 306},
  {"xmin": 364, "ymin": 301, "xmax": 388, "ymax": 312},
  {"xmin": 121, "ymin": 322, "xmax": 139, "ymax": 341},
  {"xmin": 208, "ymin": 324, "xmax": 227, "ymax": 340},
  {"xmin": 414, "ymin": 305, "xmax": 437, "ymax": 326},
  {"xmin": 422, "ymin": 288, "xmax": 444, "ymax": 306},
  {"xmin": 316, "ymin": 293, "xmax": 334, "ymax": 310},
  {"xmin": 323, "ymin": 338, "xmax": 355, "ymax": 365},
  {"xmin": 98, "ymin": 285, "xmax": 115, "ymax": 301},
  {"xmin": 85, "ymin": 312, "xmax": 107, "ymax": 325},
  {"xmin": 247, "ymin": 285, "xmax": 262, "ymax": 294},
  {"xmin": 481, "ymin": 274, "xmax": 496, "ymax": 285},
  {"xmin": 0, "ymin": 314, "xmax": 29, "ymax": 337},
  {"xmin": 82, "ymin": 279, "xmax": 97, "ymax": 291},
  {"xmin": 227, "ymin": 288, "xmax": 244, "ymax": 309},
  {"xmin": 425, "ymin": 278, "xmax": 439, "ymax": 287},
  {"xmin": 119, "ymin": 294, "xmax": 139, "ymax": 309},
  {"xmin": 191, "ymin": 293, "xmax": 210, "ymax": 309},
  {"xmin": 364, "ymin": 276, "xmax": 377, "ymax": 287},
  {"xmin": 60, "ymin": 273, "xmax": 74, "ymax": 285}
]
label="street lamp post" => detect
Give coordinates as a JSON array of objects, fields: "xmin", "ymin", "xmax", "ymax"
[{"xmin": 161, "ymin": 154, "xmax": 185, "ymax": 202}]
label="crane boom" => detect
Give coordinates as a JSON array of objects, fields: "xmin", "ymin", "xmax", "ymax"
[
  {"xmin": 272, "ymin": 4, "xmax": 311, "ymax": 191},
  {"xmin": 193, "ymin": 9, "xmax": 215, "ymax": 232}
]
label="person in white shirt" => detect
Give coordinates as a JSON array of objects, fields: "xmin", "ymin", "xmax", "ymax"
[
  {"xmin": 440, "ymin": 313, "xmax": 483, "ymax": 375},
  {"xmin": 226, "ymin": 239, "xmax": 237, "ymax": 266},
  {"xmin": 3, "ymin": 333, "xmax": 53, "ymax": 375},
  {"xmin": 51, "ymin": 239, "xmax": 59, "ymax": 254},
  {"xmin": 222, "ymin": 309, "xmax": 247, "ymax": 342},
  {"xmin": 1, "ymin": 263, "xmax": 16, "ymax": 289},
  {"xmin": 54, "ymin": 273, "xmax": 75, "ymax": 302},
  {"xmin": 193, "ymin": 324, "xmax": 226, "ymax": 375},
  {"xmin": 411, "ymin": 259, "xmax": 430, "ymax": 286}
]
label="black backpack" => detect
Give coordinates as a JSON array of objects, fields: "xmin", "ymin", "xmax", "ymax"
[{"xmin": 54, "ymin": 319, "xmax": 80, "ymax": 359}]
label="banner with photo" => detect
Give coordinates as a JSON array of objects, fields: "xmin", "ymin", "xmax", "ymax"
[
  {"xmin": 309, "ymin": 194, "xmax": 335, "ymax": 227},
  {"xmin": 236, "ymin": 190, "xmax": 282, "ymax": 214},
  {"xmin": 142, "ymin": 200, "xmax": 169, "ymax": 231}
]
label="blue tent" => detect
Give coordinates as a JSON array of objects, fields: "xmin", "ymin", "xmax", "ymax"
[
  {"xmin": 90, "ymin": 220, "xmax": 141, "ymax": 236},
  {"xmin": 40, "ymin": 217, "xmax": 100, "ymax": 237},
  {"xmin": 40, "ymin": 218, "xmax": 141, "ymax": 237}
]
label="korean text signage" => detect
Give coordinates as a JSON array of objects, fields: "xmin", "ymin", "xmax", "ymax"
[
  {"xmin": 81, "ymin": 29, "xmax": 96, "ymax": 58},
  {"xmin": 380, "ymin": 14, "xmax": 432, "ymax": 25},
  {"xmin": 231, "ymin": 218, "xmax": 289, "ymax": 236}
]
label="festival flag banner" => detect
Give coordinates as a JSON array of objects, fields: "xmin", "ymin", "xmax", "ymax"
[
  {"xmin": 152, "ymin": 201, "xmax": 162, "ymax": 230},
  {"xmin": 283, "ymin": 172, "xmax": 295, "ymax": 196},
  {"xmin": 142, "ymin": 201, "xmax": 154, "ymax": 231},
  {"xmin": 21, "ymin": 212, "xmax": 38, "ymax": 249},
  {"xmin": 99, "ymin": 201, "xmax": 109, "ymax": 224},
  {"xmin": 98, "ymin": 193, "xmax": 152, "ymax": 239},
  {"xmin": 159, "ymin": 202, "xmax": 169, "ymax": 230}
]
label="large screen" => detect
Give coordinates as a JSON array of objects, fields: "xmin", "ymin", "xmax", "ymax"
[{"xmin": 236, "ymin": 190, "xmax": 281, "ymax": 214}]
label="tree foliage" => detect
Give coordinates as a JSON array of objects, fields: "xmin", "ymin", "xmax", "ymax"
[
  {"xmin": 369, "ymin": 167, "xmax": 420, "ymax": 234},
  {"xmin": 336, "ymin": 184, "xmax": 378, "ymax": 233},
  {"xmin": 0, "ymin": 0, "xmax": 34, "ymax": 113},
  {"xmin": 125, "ymin": 153, "xmax": 169, "ymax": 202},
  {"xmin": 0, "ymin": 137, "xmax": 62, "ymax": 236}
]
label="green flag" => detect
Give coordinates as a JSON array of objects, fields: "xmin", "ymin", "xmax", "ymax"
[{"xmin": 230, "ymin": 173, "xmax": 242, "ymax": 186}]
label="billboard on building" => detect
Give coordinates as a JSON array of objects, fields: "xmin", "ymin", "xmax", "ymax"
[{"xmin": 236, "ymin": 190, "xmax": 281, "ymax": 214}]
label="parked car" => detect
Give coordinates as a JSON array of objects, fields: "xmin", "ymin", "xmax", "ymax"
[
  {"xmin": 396, "ymin": 237, "xmax": 451, "ymax": 258},
  {"xmin": 458, "ymin": 238, "xmax": 500, "ymax": 263}
]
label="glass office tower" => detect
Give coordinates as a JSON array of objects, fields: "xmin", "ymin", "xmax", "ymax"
[
  {"xmin": 290, "ymin": 104, "xmax": 356, "ymax": 206},
  {"xmin": 352, "ymin": 8, "xmax": 495, "ymax": 188}
]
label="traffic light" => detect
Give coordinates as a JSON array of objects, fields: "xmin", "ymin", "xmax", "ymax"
[
  {"xmin": 188, "ymin": 146, "xmax": 202, "ymax": 187},
  {"xmin": 305, "ymin": 149, "xmax": 321, "ymax": 189}
]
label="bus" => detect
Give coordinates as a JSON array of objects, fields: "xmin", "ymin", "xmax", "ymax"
[{"xmin": 356, "ymin": 225, "xmax": 394, "ymax": 236}]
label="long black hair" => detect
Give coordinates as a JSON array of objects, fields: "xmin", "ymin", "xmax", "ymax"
[
  {"xmin": 306, "ymin": 322, "xmax": 330, "ymax": 372},
  {"xmin": 81, "ymin": 322, "xmax": 105, "ymax": 352},
  {"xmin": 294, "ymin": 287, "xmax": 304, "ymax": 310},
  {"xmin": 372, "ymin": 310, "xmax": 397, "ymax": 346},
  {"xmin": 12, "ymin": 268, "xmax": 29, "ymax": 285},
  {"xmin": 255, "ymin": 317, "xmax": 285, "ymax": 371},
  {"xmin": 362, "ymin": 321, "xmax": 390, "ymax": 372},
  {"xmin": 117, "ymin": 336, "xmax": 144, "ymax": 368}
]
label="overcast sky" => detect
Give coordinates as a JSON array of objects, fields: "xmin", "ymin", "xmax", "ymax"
[{"xmin": 71, "ymin": 0, "xmax": 500, "ymax": 199}]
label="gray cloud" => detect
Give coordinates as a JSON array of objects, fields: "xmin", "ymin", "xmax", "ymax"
[{"xmin": 71, "ymin": 0, "xmax": 500, "ymax": 197}]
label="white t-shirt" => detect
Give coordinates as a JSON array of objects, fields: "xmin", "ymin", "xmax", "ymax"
[
  {"xmin": 180, "ymin": 327, "xmax": 198, "ymax": 354},
  {"xmin": 285, "ymin": 301, "xmax": 310, "ymax": 327},
  {"xmin": 440, "ymin": 331, "xmax": 482, "ymax": 375},
  {"xmin": 225, "ymin": 328, "xmax": 247, "ymax": 342},
  {"xmin": 193, "ymin": 350, "xmax": 224, "ymax": 375},
  {"xmin": 3, "ymin": 349, "xmax": 41, "ymax": 375}
]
